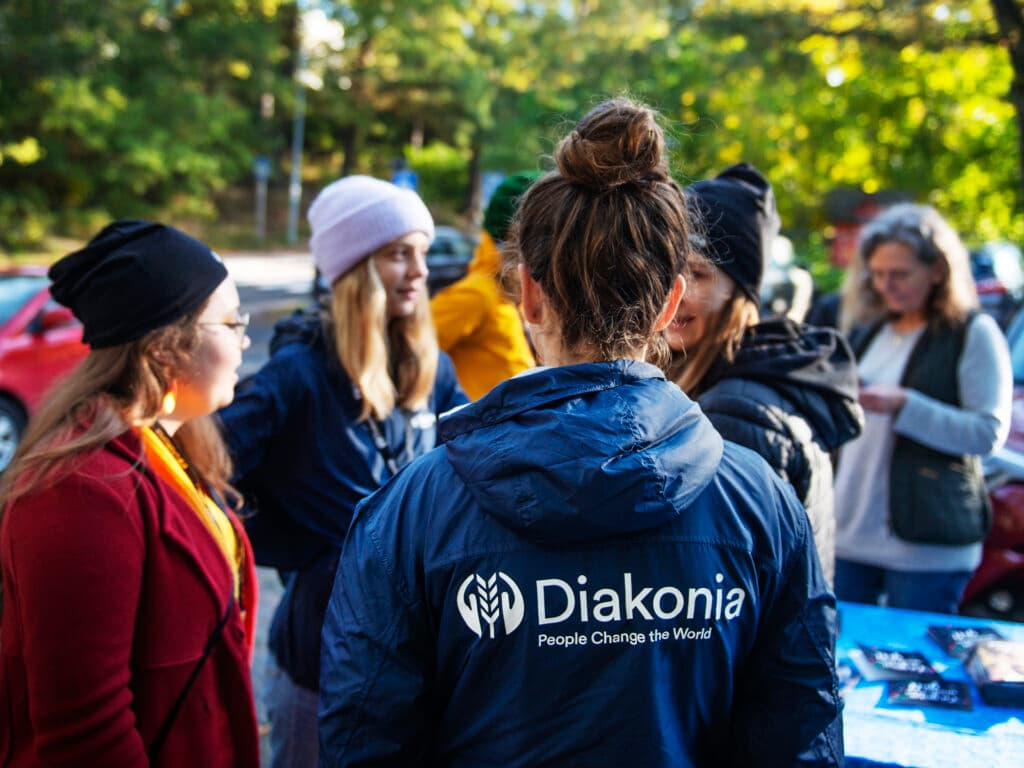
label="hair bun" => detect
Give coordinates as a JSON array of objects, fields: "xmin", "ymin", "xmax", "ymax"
[{"xmin": 555, "ymin": 98, "xmax": 668, "ymax": 190}]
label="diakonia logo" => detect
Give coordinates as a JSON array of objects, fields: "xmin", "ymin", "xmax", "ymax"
[
  {"xmin": 457, "ymin": 572, "xmax": 525, "ymax": 639},
  {"xmin": 457, "ymin": 570, "xmax": 751, "ymax": 644}
]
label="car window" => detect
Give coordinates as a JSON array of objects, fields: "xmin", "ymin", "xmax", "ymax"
[
  {"xmin": 1005, "ymin": 305, "xmax": 1024, "ymax": 384},
  {"xmin": 1010, "ymin": 327, "xmax": 1024, "ymax": 385},
  {"xmin": 427, "ymin": 230, "xmax": 474, "ymax": 266},
  {"xmin": 0, "ymin": 275, "xmax": 47, "ymax": 326},
  {"xmin": 970, "ymin": 251, "xmax": 995, "ymax": 281},
  {"xmin": 972, "ymin": 243, "xmax": 1024, "ymax": 287},
  {"xmin": 992, "ymin": 247, "xmax": 1024, "ymax": 289}
]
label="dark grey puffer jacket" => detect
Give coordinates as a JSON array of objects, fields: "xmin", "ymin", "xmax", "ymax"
[{"xmin": 697, "ymin": 317, "xmax": 864, "ymax": 584}]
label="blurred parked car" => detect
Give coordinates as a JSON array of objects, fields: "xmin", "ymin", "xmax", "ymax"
[
  {"xmin": 0, "ymin": 267, "xmax": 88, "ymax": 472},
  {"xmin": 961, "ymin": 304, "xmax": 1024, "ymax": 621},
  {"xmin": 425, "ymin": 225, "xmax": 476, "ymax": 295},
  {"xmin": 313, "ymin": 225, "xmax": 476, "ymax": 303},
  {"xmin": 970, "ymin": 240, "xmax": 1024, "ymax": 329}
]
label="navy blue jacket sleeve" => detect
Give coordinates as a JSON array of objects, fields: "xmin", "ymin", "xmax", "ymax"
[
  {"xmin": 218, "ymin": 347, "xmax": 308, "ymax": 480},
  {"xmin": 726, "ymin": 485, "xmax": 843, "ymax": 767},
  {"xmin": 319, "ymin": 488, "xmax": 433, "ymax": 767},
  {"xmin": 435, "ymin": 351, "xmax": 469, "ymax": 414}
]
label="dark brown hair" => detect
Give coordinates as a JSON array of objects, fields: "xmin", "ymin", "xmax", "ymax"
[{"xmin": 508, "ymin": 98, "xmax": 690, "ymax": 362}]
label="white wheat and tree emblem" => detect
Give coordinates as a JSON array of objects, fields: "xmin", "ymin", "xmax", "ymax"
[
  {"xmin": 457, "ymin": 571, "xmax": 525, "ymax": 639},
  {"xmin": 477, "ymin": 574, "xmax": 501, "ymax": 638}
]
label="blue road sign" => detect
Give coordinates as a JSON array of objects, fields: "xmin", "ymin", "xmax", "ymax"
[
  {"xmin": 482, "ymin": 172, "xmax": 505, "ymax": 208},
  {"xmin": 253, "ymin": 155, "xmax": 272, "ymax": 180},
  {"xmin": 391, "ymin": 169, "xmax": 418, "ymax": 191}
]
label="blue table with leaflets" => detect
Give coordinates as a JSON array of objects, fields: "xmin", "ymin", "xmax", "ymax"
[{"xmin": 838, "ymin": 600, "xmax": 1024, "ymax": 768}]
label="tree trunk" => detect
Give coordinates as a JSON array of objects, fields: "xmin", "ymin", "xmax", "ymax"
[
  {"xmin": 461, "ymin": 129, "xmax": 483, "ymax": 228},
  {"xmin": 338, "ymin": 34, "xmax": 376, "ymax": 178},
  {"xmin": 991, "ymin": 0, "xmax": 1024, "ymax": 211},
  {"xmin": 340, "ymin": 125, "xmax": 360, "ymax": 178}
]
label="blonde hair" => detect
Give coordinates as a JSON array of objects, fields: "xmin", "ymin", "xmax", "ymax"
[
  {"xmin": 327, "ymin": 255, "xmax": 438, "ymax": 422},
  {"xmin": 840, "ymin": 203, "xmax": 978, "ymax": 332},
  {"xmin": 0, "ymin": 307, "xmax": 235, "ymax": 511},
  {"xmin": 665, "ymin": 287, "xmax": 760, "ymax": 397}
]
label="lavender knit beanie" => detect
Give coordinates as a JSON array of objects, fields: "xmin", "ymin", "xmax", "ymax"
[{"xmin": 308, "ymin": 175, "xmax": 435, "ymax": 286}]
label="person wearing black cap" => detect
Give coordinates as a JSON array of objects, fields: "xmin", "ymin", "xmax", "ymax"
[
  {"xmin": 0, "ymin": 220, "xmax": 260, "ymax": 766},
  {"xmin": 662, "ymin": 163, "xmax": 863, "ymax": 584}
]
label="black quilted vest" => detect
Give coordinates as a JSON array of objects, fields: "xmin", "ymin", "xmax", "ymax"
[{"xmin": 848, "ymin": 314, "xmax": 990, "ymax": 545}]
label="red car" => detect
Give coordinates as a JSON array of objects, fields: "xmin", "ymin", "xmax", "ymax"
[
  {"xmin": 960, "ymin": 307, "xmax": 1024, "ymax": 621},
  {"xmin": 969, "ymin": 241, "xmax": 1024, "ymax": 328},
  {"xmin": 0, "ymin": 267, "xmax": 88, "ymax": 471}
]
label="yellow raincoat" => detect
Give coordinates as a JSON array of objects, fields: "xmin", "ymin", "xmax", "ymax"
[{"xmin": 430, "ymin": 232, "xmax": 535, "ymax": 400}]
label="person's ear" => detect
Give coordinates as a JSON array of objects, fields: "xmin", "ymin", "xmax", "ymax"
[
  {"xmin": 148, "ymin": 348, "xmax": 176, "ymax": 382},
  {"xmin": 653, "ymin": 274, "xmax": 686, "ymax": 332},
  {"xmin": 518, "ymin": 263, "xmax": 545, "ymax": 324}
]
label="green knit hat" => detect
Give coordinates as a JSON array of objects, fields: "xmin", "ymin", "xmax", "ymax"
[{"xmin": 483, "ymin": 171, "xmax": 542, "ymax": 242}]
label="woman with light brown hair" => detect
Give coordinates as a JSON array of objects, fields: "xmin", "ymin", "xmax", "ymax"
[
  {"xmin": 217, "ymin": 176, "xmax": 466, "ymax": 768},
  {"xmin": 834, "ymin": 203, "xmax": 1012, "ymax": 614},
  {"xmin": 0, "ymin": 221, "xmax": 259, "ymax": 766}
]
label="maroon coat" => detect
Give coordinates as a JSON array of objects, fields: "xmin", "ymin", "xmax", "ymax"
[{"xmin": 0, "ymin": 430, "xmax": 259, "ymax": 767}]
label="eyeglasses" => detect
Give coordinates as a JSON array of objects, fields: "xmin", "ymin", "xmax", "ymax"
[{"xmin": 200, "ymin": 312, "xmax": 250, "ymax": 341}]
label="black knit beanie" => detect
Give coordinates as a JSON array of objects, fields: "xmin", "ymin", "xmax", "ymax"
[
  {"xmin": 685, "ymin": 163, "xmax": 780, "ymax": 302},
  {"xmin": 49, "ymin": 220, "xmax": 228, "ymax": 348}
]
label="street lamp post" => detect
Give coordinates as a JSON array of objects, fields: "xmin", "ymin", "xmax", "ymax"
[
  {"xmin": 285, "ymin": 6, "xmax": 345, "ymax": 245},
  {"xmin": 286, "ymin": 53, "xmax": 307, "ymax": 245}
]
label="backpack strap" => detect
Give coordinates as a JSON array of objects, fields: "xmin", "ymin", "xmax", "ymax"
[{"xmin": 148, "ymin": 593, "xmax": 235, "ymax": 760}]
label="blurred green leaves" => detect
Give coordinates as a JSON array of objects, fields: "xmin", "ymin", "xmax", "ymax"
[
  {"xmin": 0, "ymin": 0, "xmax": 291, "ymax": 248},
  {"xmin": 1, "ymin": 0, "xmax": 1021, "ymax": 270}
]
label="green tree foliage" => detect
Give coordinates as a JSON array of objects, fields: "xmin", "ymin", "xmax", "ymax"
[
  {"xmin": 0, "ymin": 0, "xmax": 292, "ymax": 248},
  {"xmin": 300, "ymin": 0, "xmax": 1021, "ymax": 255},
  {"xmin": 671, "ymin": 0, "xmax": 1020, "ymax": 245},
  {"xmin": 2, "ymin": 0, "xmax": 1022, "ymax": 265},
  {"xmin": 405, "ymin": 141, "xmax": 469, "ymax": 221}
]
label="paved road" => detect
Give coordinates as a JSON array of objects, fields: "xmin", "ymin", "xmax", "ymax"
[
  {"xmin": 223, "ymin": 251, "xmax": 315, "ymax": 376},
  {"xmin": 222, "ymin": 251, "xmax": 315, "ymax": 765}
]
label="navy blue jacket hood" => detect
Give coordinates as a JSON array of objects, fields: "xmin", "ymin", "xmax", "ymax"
[
  {"xmin": 441, "ymin": 361, "xmax": 723, "ymax": 543},
  {"xmin": 320, "ymin": 361, "xmax": 842, "ymax": 767}
]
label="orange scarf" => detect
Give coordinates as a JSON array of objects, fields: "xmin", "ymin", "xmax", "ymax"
[{"xmin": 140, "ymin": 426, "xmax": 241, "ymax": 598}]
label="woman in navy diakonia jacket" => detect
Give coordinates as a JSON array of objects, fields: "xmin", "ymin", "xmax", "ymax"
[{"xmin": 319, "ymin": 99, "xmax": 842, "ymax": 767}]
